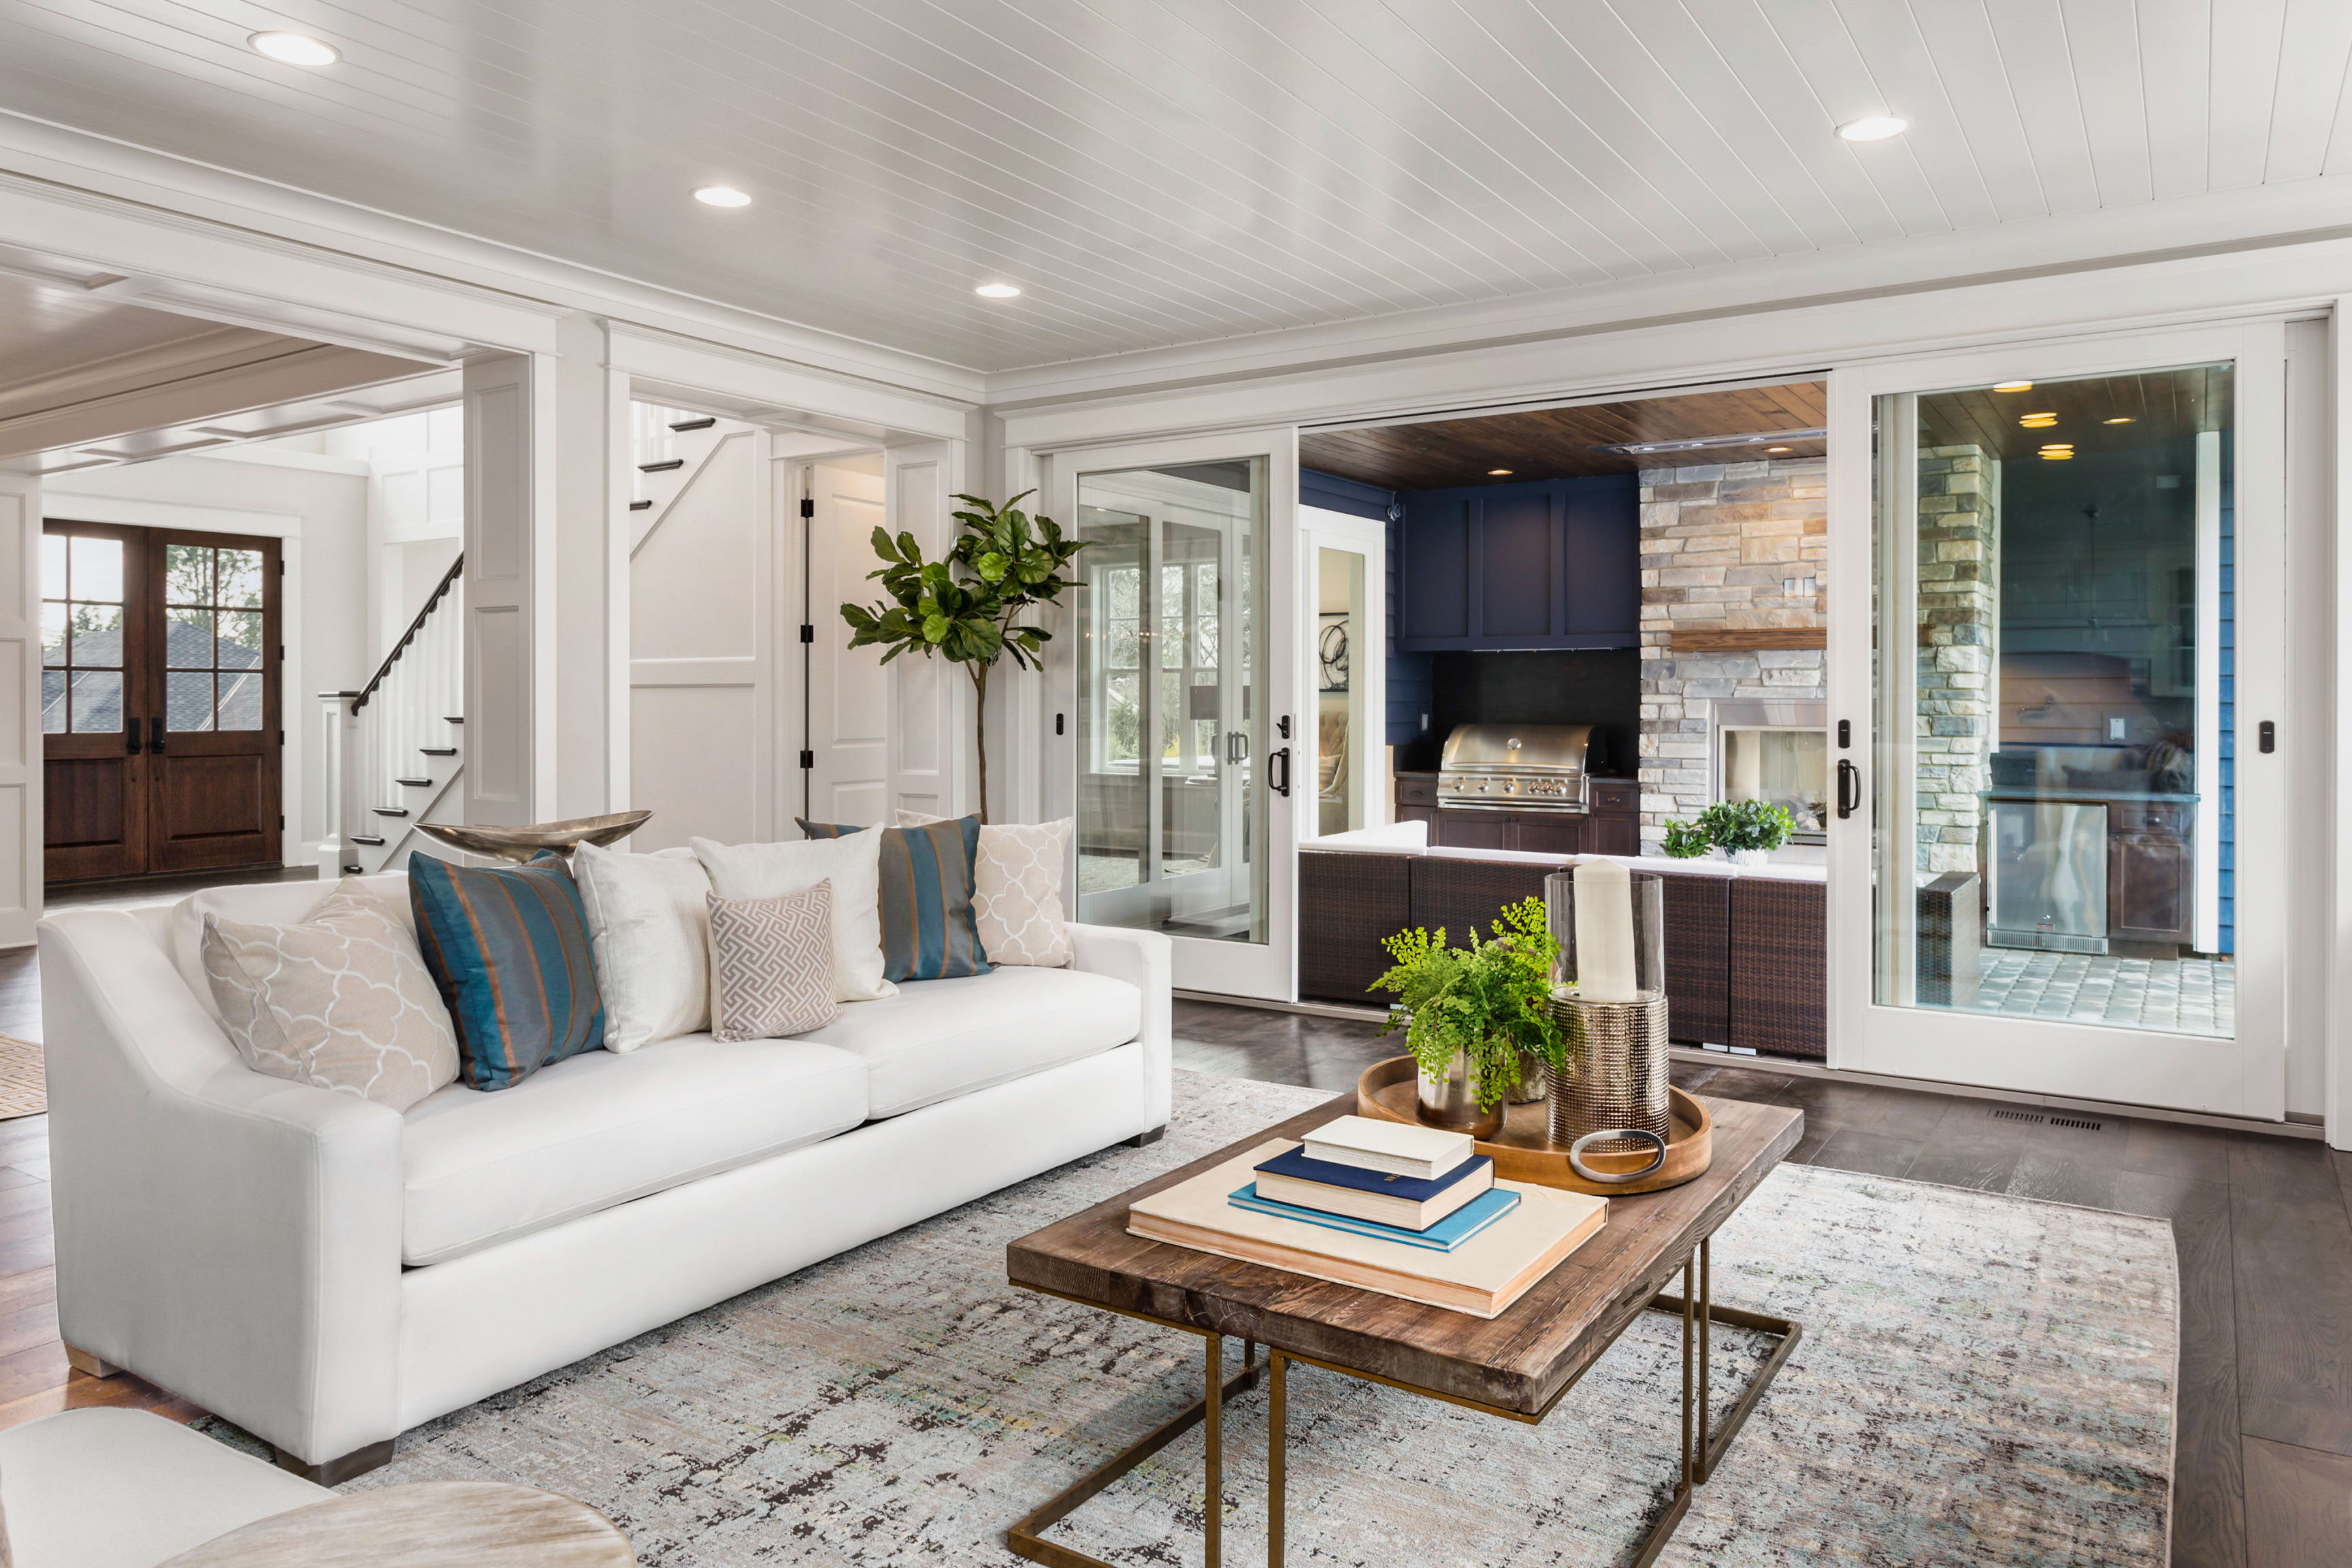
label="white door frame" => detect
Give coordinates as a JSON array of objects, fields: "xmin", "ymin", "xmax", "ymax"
[
  {"xmin": 1045, "ymin": 427, "xmax": 1301, "ymax": 1000},
  {"xmin": 1299, "ymin": 506, "xmax": 1387, "ymax": 840},
  {"xmin": 1827, "ymin": 319, "xmax": 2288, "ymax": 1119}
]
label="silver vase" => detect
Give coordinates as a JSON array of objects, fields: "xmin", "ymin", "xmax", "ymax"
[
  {"xmin": 1544, "ymin": 992, "xmax": 1671, "ymax": 1154},
  {"xmin": 1414, "ymin": 1047, "xmax": 1503, "ymax": 1139}
]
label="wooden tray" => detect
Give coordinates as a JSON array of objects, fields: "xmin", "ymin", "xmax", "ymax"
[{"xmin": 1354, "ymin": 1056, "xmax": 1713, "ymax": 1196}]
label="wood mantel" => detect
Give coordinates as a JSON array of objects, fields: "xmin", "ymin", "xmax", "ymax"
[{"xmin": 1668, "ymin": 627, "xmax": 1827, "ymax": 653}]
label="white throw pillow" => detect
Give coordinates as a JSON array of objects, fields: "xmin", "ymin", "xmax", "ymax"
[
  {"xmin": 199, "ymin": 879, "xmax": 459, "ymax": 1112},
  {"xmin": 691, "ymin": 829, "xmax": 894, "ymax": 1002},
  {"xmin": 706, "ymin": 883, "xmax": 841, "ymax": 1042},
  {"xmin": 572, "ymin": 841, "xmax": 713, "ymax": 1051},
  {"xmin": 898, "ymin": 812, "xmax": 1073, "ymax": 967}
]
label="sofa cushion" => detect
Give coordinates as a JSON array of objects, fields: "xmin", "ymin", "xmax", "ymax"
[
  {"xmin": 707, "ymin": 884, "xmax": 840, "ymax": 1042},
  {"xmin": 571, "ymin": 842, "xmax": 712, "ymax": 1051},
  {"xmin": 168, "ymin": 872, "xmax": 412, "ymax": 1023},
  {"xmin": 899, "ymin": 811, "xmax": 1073, "ymax": 967},
  {"xmin": 400, "ymin": 1034, "xmax": 868, "ymax": 1265},
  {"xmin": 798, "ymin": 963, "xmax": 1141, "ymax": 1118},
  {"xmin": 801, "ymin": 815, "xmax": 991, "ymax": 981},
  {"xmin": 409, "ymin": 854, "xmax": 606, "ymax": 1091}
]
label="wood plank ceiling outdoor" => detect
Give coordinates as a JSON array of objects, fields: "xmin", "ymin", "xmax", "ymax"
[
  {"xmin": 3, "ymin": 5, "xmax": 2351, "ymax": 373},
  {"xmin": 1916, "ymin": 367, "xmax": 2234, "ymax": 463},
  {"xmin": 1301, "ymin": 382, "xmax": 1827, "ymax": 490}
]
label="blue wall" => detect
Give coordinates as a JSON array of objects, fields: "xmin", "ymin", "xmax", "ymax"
[{"xmin": 1298, "ymin": 468, "xmax": 1429, "ymax": 751}]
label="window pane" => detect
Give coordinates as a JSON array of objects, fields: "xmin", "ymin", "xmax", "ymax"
[
  {"xmin": 68, "ymin": 604, "xmax": 123, "ymax": 670},
  {"xmin": 40, "ymin": 535, "xmax": 65, "ymax": 600},
  {"xmin": 40, "ymin": 670, "xmax": 63, "ymax": 734},
  {"xmin": 167, "ymin": 608, "xmax": 214, "ymax": 668},
  {"xmin": 1108, "ymin": 620, "xmax": 1139, "ymax": 670},
  {"xmin": 1162, "ymin": 613, "xmax": 1183, "ymax": 668},
  {"xmin": 217, "ymin": 549, "xmax": 264, "ymax": 608},
  {"xmin": 165, "ymin": 544, "xmax": 213, "ymax": 607},
  {"xmin": 167, "ymin": 671, "xmax": 214, "ymax": 732},
  {"xmin": 1195, "ymin": 615, "xmax": 1219, "ymax": 668},
  {"xmin": 216, "ymin": 671, "xmax": 263, "ymax": 731},
  {"xmin": 1107, "ymin": 568, "xmax": 1139, "ymax": 619},
  {"xmin": 69, "ymin": 670, "xmax": 122, "ymax": 733},
  {"xmin": 1105, "ymin": 673, "xmax": 1139, "ymax": 762},
  {"xmin": 41, "ymin": 604, "xmax": 65, "ymax": 668},
  {"xmin": 70, "ymin": 537, "xmax": 122, "ymax": 603},
  {"xmin": 216, "ymin": 610, "xmax": 264, "ymax": 670}
]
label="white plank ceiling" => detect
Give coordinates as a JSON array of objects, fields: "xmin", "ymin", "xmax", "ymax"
[{"xmin": 3, "ymin": 1, "xmax": 2349, "ymax": 373}]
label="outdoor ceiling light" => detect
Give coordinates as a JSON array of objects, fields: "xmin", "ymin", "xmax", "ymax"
[
  {"xmin": 250, "ymin": 32, "xmax": 339, "ymax": 66},
  {"xmin": 1991, "ymin": 380, "xmax": 2034, "ymax": 393},
  {"xmin": 1596, "ymin": 427, "xmax": 1824, "ymax": 457},
  {"xmin": 2103, "ymin": 416, "xmax": 2136, "ymax": 425},
  {"xmin": 1836, "ymin": 115, "xmax": 1909, "ymax": 142},
  {"xmin": 1487, "ymin": 468, "xmax": 1513, "ymax": 476},
  {"xmin": 975, "ymin": 283, "xmax": 1023, "ymax": 299},
  {"xmin": 693, "ymin": 186, "xmax": 752, "ymax": 208},
  {"xmin": 2020, "ymin": 414, "xmax": 2058, "ymax": 427}
]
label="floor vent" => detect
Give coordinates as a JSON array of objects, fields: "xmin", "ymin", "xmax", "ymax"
[
  {"xmin": 1988, "ymin": 1108, "xmax": 2046, "ymax": 1124},
  {"xmin": 2048, "ymin": 1115, "xmax": 2106, "ymax": 1132}
]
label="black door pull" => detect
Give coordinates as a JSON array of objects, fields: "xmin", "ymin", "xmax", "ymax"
[
  {"xmin": 1269, "ymin": 747, "xmax": 1291, "ymax": 797},
  {"xmin": 1836, "ymin": 757, "xmax": 1860, "ymax": 819},
  {"xmin": 123, "ymin": 717, "xmax": 142, "ymax": 755},
  {"xmin": 2259, "ymin": 720, "xmax": 2276, "ymax": 754},
  {"xmin": 148, "ymin": 718, "xmax": 167, "ymax": 755}
]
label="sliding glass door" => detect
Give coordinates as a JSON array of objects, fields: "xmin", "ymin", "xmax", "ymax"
[
  {"xmin": 1829, "ymin": 323, "xmax": 2285, "ymax": 1116},
  {"xmin": 1054, "ymin": 430, "xmax": 1299, "ymax": 999}
]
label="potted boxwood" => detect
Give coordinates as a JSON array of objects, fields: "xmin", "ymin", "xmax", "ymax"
[
  {"xmin": 1369, "ymin": 897, "xmax": 1562, "ymax": 1137},
  {"xmin": 1696, "ymin": 799, "xmax": 1797, "ymax": 866}
]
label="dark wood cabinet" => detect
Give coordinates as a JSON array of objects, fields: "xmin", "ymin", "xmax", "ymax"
[
  {"xmin": 1396, "ymin": 474, "xmax": 1637, "ymax": 651},
  {"xmin": 2111, "ymin": 830, "xmax": 2192, "ymax": 943}
]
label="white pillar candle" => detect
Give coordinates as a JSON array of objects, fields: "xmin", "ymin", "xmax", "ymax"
[{"xmin": 1573, "ymin": 858, "xmax": 1639, "ymax": 1002}]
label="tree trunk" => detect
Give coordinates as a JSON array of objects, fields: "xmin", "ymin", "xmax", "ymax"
[{"xmin": 970, "ymin": 661, "xmax": 991, "ymax": 825}]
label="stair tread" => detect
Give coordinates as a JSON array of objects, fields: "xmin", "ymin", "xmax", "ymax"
[
  {"xmin": 350, "ymin": 835, "xmax": 385, "ymax": 846},
  {"xmin": 444, "ymin": 716, "xmax": 464, "ymax": 724},
  {"xmin": 668, "ymin": 416, "xmax": 717, "ymax": 431},
  {"xmin": 629, "ymin": 500, "xmax": 653, "ymax": 511},
  {"xmin": 638, "ymin": 458, "xmax": 685, "ymax": 472},
  {"xmin": 371, "ymin": 808, "xmax": 410, "ymax": 818},
  {"xmin": 395, "ymin": 777, "xmax": 434, "ymax": 786},
  {"xmin": 419, "ymin": 747, "xmax": 457, "ymax": 756}
]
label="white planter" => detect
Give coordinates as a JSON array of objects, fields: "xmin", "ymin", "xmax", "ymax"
[{"xmin": 1729, "ymin": 848, "xmax": 1771, "ymax": 867}]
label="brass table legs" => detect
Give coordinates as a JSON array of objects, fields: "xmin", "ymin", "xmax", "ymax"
[{"xmin": 1008, "ymin": 1237, "xmax": 1802, "ymax": 1568}]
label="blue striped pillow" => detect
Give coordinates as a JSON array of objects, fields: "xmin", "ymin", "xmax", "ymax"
[
  {"xmin": 796, "ymin": 816, "xmax": 991, "ymax": 982},
  {"xmin": 409, "ymin": 853, "xmax": 606, "ymax": 1091}
]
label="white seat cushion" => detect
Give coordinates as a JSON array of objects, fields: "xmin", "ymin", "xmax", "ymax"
[
  {"xmin": 399, "ymin": 1035, "xmax": 868, "ymax": 1265},
  {"xmin": 798, "ymin": 965, "xmax": 1141, "ymax": 1118}
]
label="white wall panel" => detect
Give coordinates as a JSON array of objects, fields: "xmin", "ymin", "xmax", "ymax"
[
  {"xmin": 0, "ymin": 474, "xmax": 35, "ymax": 945},
  {"xmin": 806, "ymin": 461, "xmax": 889, "ymax": 829},
  {"xmin": 883, "ymin": 443, "xmax": 967, "ymax": 820}
]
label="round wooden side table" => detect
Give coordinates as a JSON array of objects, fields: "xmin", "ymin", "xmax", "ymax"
[{"xmin": 159, "ymin": 1481, "xmax": 632, "ymax": 1566}]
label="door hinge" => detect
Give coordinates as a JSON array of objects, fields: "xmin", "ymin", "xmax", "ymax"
[
  {"xmin": 278, "ymin": 646, "xmax": 286, "ymax": 660},
  {"xmin": 800, "ymin": 497, "xmax": 815, "ymax": 519},
  {"xmin": 278, "ymin": 814, "xmax": 284, "ymax": 830},
  {"xmin": 277, "ymin": 559, "xmax": 285, "ymax": 576},
  {"xmin": 800, "ymin": 624, "xmax": 815, "ymax": 643},
  {"xmin": 798, "ymin": 749, "xmax": 815, "ymax": 770},
  {"xmin": 277, "ymin": 730, "xmax": 285, "ymax": 747}
]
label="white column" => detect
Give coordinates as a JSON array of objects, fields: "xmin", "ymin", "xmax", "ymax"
[
  {"xmin": 0, "ymin": 473, "xmax": 39, "ymax": 946},
  {"xmin": 553, "ymin": 313, "xmax": 632, "ymax": 824}
]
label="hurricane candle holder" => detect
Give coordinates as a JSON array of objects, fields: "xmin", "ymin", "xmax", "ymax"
[{"xmin": 1544, "ymin": 865, "xmax": 1672, "ymax": 1172}]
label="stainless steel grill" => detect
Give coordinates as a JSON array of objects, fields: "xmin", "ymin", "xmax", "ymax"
[{"xmin": 1436, "ymin": 723, "xmax": 1595, "ymax": 813}]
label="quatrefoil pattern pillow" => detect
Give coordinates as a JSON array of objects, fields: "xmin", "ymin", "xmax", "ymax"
[
  {"xmin": 899, "ymin": 812, "xmax": 1073, "ymax": 967},
  {"xmin": 201, "ymin": 878, "xmax": 459, "ymax": 1111}
]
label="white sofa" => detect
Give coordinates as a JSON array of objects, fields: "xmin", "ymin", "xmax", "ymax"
[{"xmin": 39, "ymin": 872, "xmax": 1171, "ymax": 1481}]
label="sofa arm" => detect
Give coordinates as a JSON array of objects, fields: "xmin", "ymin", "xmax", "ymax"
[
  {"xmin": 1066, "ymin": 923, "xmax": 1172, "ymax": 1130},
  {"xmin": 39, "ymin": 912, "xmax": 406, "ymax": 1467}
]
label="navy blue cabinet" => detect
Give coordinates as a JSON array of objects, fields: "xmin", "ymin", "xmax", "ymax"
[{"xmin": 1396, "ymin": 474, "xmax": 1638, "ymax": 652}]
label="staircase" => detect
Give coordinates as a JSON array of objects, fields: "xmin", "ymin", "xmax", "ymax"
[
  {"xmin": 631, "ymin": 404, "xmax": 730, "ymax": 523},
  {"xmin": 325, "ymin": 557, "xmax": 464, "ymax": 876}
]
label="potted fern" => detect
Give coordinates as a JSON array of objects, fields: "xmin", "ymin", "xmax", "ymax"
[{"xmin": 1369, "ymin": 897, "xmax": 1562, "ymax": 1138}]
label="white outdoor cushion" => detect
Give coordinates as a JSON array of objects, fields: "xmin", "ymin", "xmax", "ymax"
[
  {"xmin": 572, "ymin": 841, "xmax": 713, "ymax": 1051},
  {"xmin": 399, "ymin": 1034, "xmax": 869, "ymax": 1265},
  {"xmin": 0, "ymin": 1407, "xmax": 329, "ymax": 1568},
  {"xmin": 167, "ymin": 871, "xmax": 413, "ymax": 1023},
  {"xmin": 693, "ymin": 831, "xmax": 894, "ymax": 1002},
  {"xmin": 798, "ymin": 963, "xmax": 1141, "ymax": 1118}
]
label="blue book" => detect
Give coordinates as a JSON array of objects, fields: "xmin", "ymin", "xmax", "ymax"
[
  {"xmin": 1253, "ymin": 1147, "xmax": 1490, "ymax": 1202},
  {"xmin": 1226, "ymin": 1183, "xmax": 1522, "ymax": 1252}
]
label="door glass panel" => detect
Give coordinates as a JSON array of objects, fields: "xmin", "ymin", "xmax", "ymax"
[
  {"xmin": 68, "ymin": 604, "xmax": 122, "ymax": 668},
  {"xmin": 40, "ymin": 604, "xmax": 66, "ymax": 667},
  {"xmin": 40, "ymin": 670, "xmax": 64, "ymax": 734},
  {"xmin": 1075, "ymin": 459, "xmax": 1267, "ymax": 943},
  {"xmin": 216, "ymin": 672, "xmax": 263, "ymax": 730},
  {"xmin": 217, "ymin": 549, "xmax": 264, "ymax": 608},
  {"xmin": 1315, "ymin": 545, "xmax": 1366, "ymax": 836},
  {"xmin": 167, "ymin": 608, "xmax": 213, "ymax": 668},
  {"xmin": 216, "ymin": 611, "xmax": 263, "ymax": 668},
  {"xmin": 167, "ymin": 670, "xmax": 215, "ymax": 732},
  {"xmin": 40, "ymin": 534, "xmax": 65, "ymax": 598},
  {"xmin": 1873, "ymin": 364, "xmax": 2233, "ymax": 1039},
  {"xmin": 69, "ymin": 537, "xmax": 122, "ymax": 602},
  {"xmin": 165, "ymin": 544, "xmax": 212, "ymax": 604},
  {"xmin": 69, "ymin": 670, "xmax": 123, "ymax": 734}
]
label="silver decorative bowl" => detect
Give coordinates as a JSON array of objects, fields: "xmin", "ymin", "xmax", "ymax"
[{"xmin": 412, "ymin": 810, "xmax": 652, "ymax": 864}]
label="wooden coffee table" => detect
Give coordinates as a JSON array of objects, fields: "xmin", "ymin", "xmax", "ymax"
[{"xmin": 1004, "ymin": 1092, "xmax": 1805, "ymax": 1568}]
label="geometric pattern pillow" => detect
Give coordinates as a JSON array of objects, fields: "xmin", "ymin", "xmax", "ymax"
[
  {"xmin": 706, "ymin": 882, "xmax": 840, "ymax": 1042},
  {"xmin": 408, "ymin": 853, "xmax": 606, "ymax": 1092},
  {"xmin": 797, "ymin": 815, "xmax": 991, "ymax": 981},
  {"xmin": 199, "ymin": 878, "xmax": 459, "ymax": 1111},
  {"xmin": 900, "ymin": 812, "xmax": 1071, "ymax": 967}
]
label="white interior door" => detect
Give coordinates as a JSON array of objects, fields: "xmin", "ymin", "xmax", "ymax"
[
  {"xmin": 1049, "ymin": 429, "xmax": 1300, "ymax": 1000},
  {"xmin": 1828, "ymin": 321, "xmax": 2287, "ymax": 1117},
  {"xmin": 801, "ymin": 457, "xmax": 889, "ymax": 828},
  {"xmin": 0, "ymin": 472, "xmax": 37, "ymax": 946},
  {"xmin": 1300, "ymin": 507, "xmax": 1386, "ymax": 840}
]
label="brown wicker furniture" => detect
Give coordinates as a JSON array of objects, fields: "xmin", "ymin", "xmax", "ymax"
[
  {"xmin": 1296, "ymin": 850, "xmax": 1409, "ymax": 1004},
  {"xmin": 1727, "ymin": 879, "xmax": 1827, "ymax": 1059}
]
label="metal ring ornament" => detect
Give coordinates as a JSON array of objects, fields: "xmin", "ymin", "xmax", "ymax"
[{"xmin": 1567, "ymin": 1127, "xmax": 1669, "ymax": 1183}]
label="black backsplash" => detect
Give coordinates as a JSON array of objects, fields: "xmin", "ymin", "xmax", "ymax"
[{"xmin": 1392, "ymin": 649, "xmax": 1641, "ymax": 775}]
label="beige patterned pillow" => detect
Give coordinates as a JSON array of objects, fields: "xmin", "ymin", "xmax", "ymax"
[
  {"xmin": 707, "ymin": 881, "xmax": 841, "ymax": 1042},
  {"xmin": 898, "ymin": 813, "xmax": 1072, "ymax": 967},
  {"xmin": 201, "ymin": 879, "xmax": 459, "ymax": 1112}
]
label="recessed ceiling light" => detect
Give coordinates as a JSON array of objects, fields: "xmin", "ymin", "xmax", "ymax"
[
  {"xmin": 2040, "ymin": 451, "xmax": 2073, "ymax": 459},
  {"xmin": 1765, "ymin": 446, "xmax": 1792, "ymax": 454},
  {"xmin": 1487, "ymin": 468, "xmax": 1514, "ymax": 476},
  {"xmin": 693, "ymin": 186, "xmax": 751, "ymax": 208},
  {"xmin": 2103, "ymin": 416, "xmax": 2135, "ymax": 425},
  {"xmin": 1991, "ymin": 380, "xmax": 2034, "ymax": 393},
  {"xmin": 975, "ymin": 283, "xmax": 1022, "ymax": 299},
  {"xmin": 250, "ymin": 31, "xmax": 339, "ymax": 67},
  {"xmin": 2020, "ymin": 414, "xmax": 2058, "ymax": 428},
  {"xmin": 1837, "ymin": 114, "xmax": 1909, "ymax": 143}
]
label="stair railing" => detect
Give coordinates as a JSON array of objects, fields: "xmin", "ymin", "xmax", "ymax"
[{"xmin": 323, "ymin": 554, "xmax": 465, "ymax": 875}]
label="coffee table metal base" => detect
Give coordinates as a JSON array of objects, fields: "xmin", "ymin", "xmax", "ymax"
[{"xmin": 1007, "ymin": 1237, "xmax": 1801, "ymax": 1568}]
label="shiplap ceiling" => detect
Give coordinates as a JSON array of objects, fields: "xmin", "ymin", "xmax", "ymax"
[{"xmin": 3, "ymin": 1, "xmax": 2350, "ymax": 374}]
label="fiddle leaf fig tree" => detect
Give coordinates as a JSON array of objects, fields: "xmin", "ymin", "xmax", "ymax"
[{"xmin": 838, "ymin": 491, "xmax": 1088, "ymax": 823}]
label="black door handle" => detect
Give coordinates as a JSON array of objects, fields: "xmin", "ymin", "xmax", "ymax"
[
  {"xmin": 1836, "ymin": 757, "xmax": 1860, "ymax": 819},
  {"xmin": 1269, "ymin": 747, "xmax": 1291, "ymax": 798},
  {"xmin": 149, "ymin": 717, "xmax": 166, "ymax": 755},
  {"xmin": 124, "ymin": 717, "xmax": 142, "ymax": 755}
]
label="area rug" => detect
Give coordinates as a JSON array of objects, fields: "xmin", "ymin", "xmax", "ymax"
[
  {"xmin": 211, "ymin": 1070, "xmax": 2174, "ymax": 1565},
  {"xmin": 0, "ymin": 1034, "xmax": 42, "ymax": 1120}
]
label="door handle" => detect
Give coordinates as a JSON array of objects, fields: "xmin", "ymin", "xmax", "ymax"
[
  {"xmin": 1836, "ymin": 757, "xmax": 1859, "ymax": 819},
  {"xmin": 1269, "ymin": 747, "xmax": 1291, "ymax": 798},
  {"xmin": 124, "ymin": 717, "xmax": 142, "ymax": 755},
  {"xmin": 148, "ymin": 718, "xmax": 166, "ymax": 755}
]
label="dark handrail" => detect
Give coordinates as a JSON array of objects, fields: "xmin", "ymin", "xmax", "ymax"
[{"xmin": 351, "ymin": 553, "xmax": 464, "ymax": 713}]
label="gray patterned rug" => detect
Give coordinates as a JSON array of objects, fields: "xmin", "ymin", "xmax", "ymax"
[{"xmin": 218, "ymin": 1071, "xmax": 2176, "ymax": 1565}]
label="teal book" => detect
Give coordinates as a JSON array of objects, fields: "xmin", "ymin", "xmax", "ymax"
[{"xmin": 1227, "ymin": 1183, "xmax": 1521, "ymax": 1253}]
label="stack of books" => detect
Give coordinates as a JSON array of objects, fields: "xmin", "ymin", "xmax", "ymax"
[{"xmin": 1128, "ymin": 1116, "xmax": 1608, "ymax": 1318}]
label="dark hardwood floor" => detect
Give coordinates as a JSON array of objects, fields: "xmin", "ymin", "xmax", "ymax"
[
  {"xmin": 1171, "ymin": 998, "xmax": 2352, "ymax": 1568},
  {"xmin": 0, "ymin": 967, "xmax": 2345, "ymax": 1562}
]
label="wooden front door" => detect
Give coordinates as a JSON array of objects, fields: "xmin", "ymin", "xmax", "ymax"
[{"xmin": 42, "ymin": 521, "xmax": 281, "ymax": 883}]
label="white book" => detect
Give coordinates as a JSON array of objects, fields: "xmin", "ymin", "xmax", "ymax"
[{"xmin": 1300, "ymin": 1115, "xmax": 1476, "ymax": 1181}]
